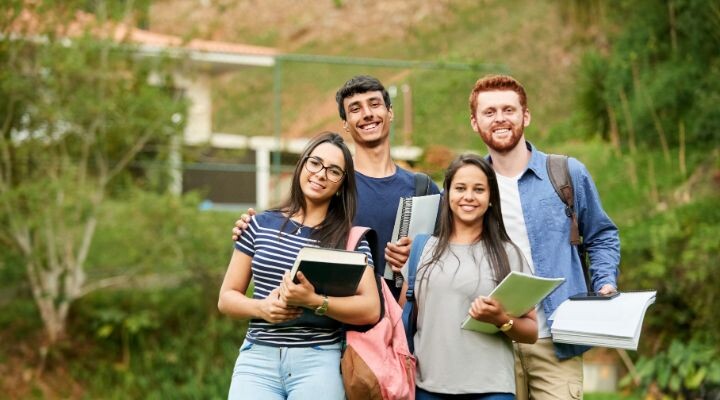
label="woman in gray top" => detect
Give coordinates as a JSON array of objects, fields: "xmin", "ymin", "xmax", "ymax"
[{"xmin": 403, "ymin": 154, "xmax": 538, "ymax": 399}]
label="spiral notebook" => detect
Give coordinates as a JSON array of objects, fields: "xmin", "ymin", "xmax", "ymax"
[{"xmin": 383, "ymin": 193, "xmax": 440, "ymax": 281}]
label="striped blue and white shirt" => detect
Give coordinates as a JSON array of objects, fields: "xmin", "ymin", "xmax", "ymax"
[{"xmin": 235, "ymin": 210, "xmax": 373, "ymax": 347}]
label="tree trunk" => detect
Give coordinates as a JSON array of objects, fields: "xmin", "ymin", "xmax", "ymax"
[
  {"xmin": 22, "ymin": 214, "xmax": 98, "ymax": 345},
  {"xmin": 24, "ymin": 258, "xmax": 66, "ymax": 345},
  {"xmin": 35, "ymin": 295, "xmax": 68, "ymax": 345}
]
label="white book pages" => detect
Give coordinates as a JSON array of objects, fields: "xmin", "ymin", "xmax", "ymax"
[{"xmin": 549, "ymin": 291, "xmax": 656, "ymax": 350}]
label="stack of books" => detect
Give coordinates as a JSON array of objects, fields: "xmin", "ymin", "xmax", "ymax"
[{"xmin": 549, "ymin": 291, "xmax": 657, "ymax": 350}]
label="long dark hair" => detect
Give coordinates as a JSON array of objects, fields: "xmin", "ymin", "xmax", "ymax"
[
  {"xmin": 418, "ymin": 154, "xmax": 521, "ymax": 291},
  {"xmin": 272, "ymin": 132, "xmax": 356, "ymax": 248}
]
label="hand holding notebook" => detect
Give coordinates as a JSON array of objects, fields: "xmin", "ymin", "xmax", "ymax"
[
  {"xmin": 461, "ymin": 271, "xmax": 565, "ymax": 334},
  {"xmin": 384, "ymin": 194, "xmax": 441, "ymax": 283}
]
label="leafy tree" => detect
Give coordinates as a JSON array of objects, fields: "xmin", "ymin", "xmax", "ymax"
[
  {"xmin": 574, "ymin": 0, "xmax": 720, "ymax": 152},
  {"xmin": 0, "ymin": 2, "xmax": 185, "ymax": 345}
]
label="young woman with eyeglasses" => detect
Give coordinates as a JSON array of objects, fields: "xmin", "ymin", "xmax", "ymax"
[{"xmin": 218, "ymin": 132, "xmax": 380, "ymax": 400}]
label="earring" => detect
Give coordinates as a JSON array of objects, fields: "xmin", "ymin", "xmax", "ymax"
[
  {"xmin": 489, "ymin": 202, "xmax": 493, "ymax": 207},
  {"xmin": 336, "ymin": 191, "xmax": 340, "ymax": 197}
]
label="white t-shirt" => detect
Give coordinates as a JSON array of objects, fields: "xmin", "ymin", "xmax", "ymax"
[{"xmin": 496, "ymin": 173, "xmax": 552, "ymax": 338}]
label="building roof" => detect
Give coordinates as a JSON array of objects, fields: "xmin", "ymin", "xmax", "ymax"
[{"xmin": 9, "ymin": 8, "xmax": 278, "ymax": 69}]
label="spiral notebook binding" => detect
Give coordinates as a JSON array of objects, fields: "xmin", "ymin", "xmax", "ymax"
[{"xmin": 398, "ymin": 197, "xmax": 413, "ymax": 238}]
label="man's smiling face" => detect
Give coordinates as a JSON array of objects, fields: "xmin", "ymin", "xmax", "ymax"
[
  {"xmin": 342, "ymin": 90, "xmax": 393, "ymax": 149},
  {"xmin": 471, "ymin": 90, "xmax": 530, "ymax": 153}
]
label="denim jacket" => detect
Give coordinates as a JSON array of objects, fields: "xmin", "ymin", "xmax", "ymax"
[{"xmin": 490, "ymin": 142, "xmax": 620, "ymax": 359}]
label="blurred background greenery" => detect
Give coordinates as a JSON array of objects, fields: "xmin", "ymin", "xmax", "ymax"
[{"xmin": 1, "ymin": 0, "xmax": 718, "ymax": 398}]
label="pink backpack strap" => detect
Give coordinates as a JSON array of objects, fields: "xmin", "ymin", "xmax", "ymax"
[{"xmin": 346, "ymin": 226, "xmax": 372, "ymax": 251}]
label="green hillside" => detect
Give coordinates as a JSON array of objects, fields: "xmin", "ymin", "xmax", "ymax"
[
  {"xmin": 151, "ymin": 0, "xmax": 588, "ymax": 151},
  {"xmin": 151, "ymin": 0, "xmax": 718, "ymax": 222}
]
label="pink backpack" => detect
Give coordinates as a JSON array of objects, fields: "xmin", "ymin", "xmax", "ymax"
[{"xmin": 341, "ymin": 226, "xmax": 416, "ymax": 400}]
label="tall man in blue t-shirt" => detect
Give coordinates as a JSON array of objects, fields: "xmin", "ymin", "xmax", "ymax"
[
  {"xmin": 335, "ymin": 75, "xmax": 441, "ymax": 298},
  {"xmin": 233, "ymin": 75, "xmax": 439, "ymax": 299}
]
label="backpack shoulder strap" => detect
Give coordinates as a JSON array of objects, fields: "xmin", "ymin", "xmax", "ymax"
[
  {"xmin": 414, "ymin": 172, "xmax": 431, "ymax": 196},
  {"xmin": 405, "ymin": 233, "xmax": 431, "ymax": 302},
  {"xmin": 347, "ymin": 226, "xmax": 380, "ymax": 267},
  {"xmin": 346, "ymin": 226, "xmax": 384, "ymax": 328},
  {"xmin": 546, "ymin": 154, "xmax": 580, "ymax": 245},
  {"xmin": 347, "ymin": 226, "xmax": 371, "ymax": 251}
]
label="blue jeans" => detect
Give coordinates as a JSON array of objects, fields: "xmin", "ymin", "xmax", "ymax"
[
  {"xmin": 416, "ymin": 387, "xmax": 515, "ymax": 400},
  {"xmin": 228, "ymin": 339, "xmax": 344, "ymax": 400}
]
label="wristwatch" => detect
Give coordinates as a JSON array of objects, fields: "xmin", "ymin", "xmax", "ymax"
[
  {"xmin": 499, "ymin": 319, "xmax": 514, "ymax": 332},
  {"xmin": 314, "ymin": 295, "xmax": 329, "ymax": 316}
]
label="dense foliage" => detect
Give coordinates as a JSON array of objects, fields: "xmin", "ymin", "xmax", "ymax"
[
  {"xmin": 570, "ymin": 0, "xmax": 720, "ymax": 397},
  {"xmin": 623, "ymin": 339, "xmax": 720, "ymax": 399},
  {"xmin": 0, "ymin": 1, "xmax": 184, "ymax": 344},
  {"xmin": 1, "ymin": 193, "xmax": 240, "ymax": 398},
  {"xmin": 576, "ymin": 0, "xmax": 720, "ymax": 152}
]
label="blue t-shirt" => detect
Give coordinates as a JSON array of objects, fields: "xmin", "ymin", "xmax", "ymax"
[
  {"xmin": 235, "ymin": 210, "xmax": 373, "ymax": 347},
  {"xmin": 354, "ymin": 166, "xmax": 440, "ymax": 277}
]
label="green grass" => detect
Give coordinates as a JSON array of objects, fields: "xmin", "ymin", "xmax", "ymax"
[{"xmin": 541, "ymin": 139, "xmax": 715, "ymax": 227}]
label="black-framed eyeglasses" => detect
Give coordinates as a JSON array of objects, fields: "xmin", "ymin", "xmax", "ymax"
[{"xmin": 303, "ymin": 156, "xmax": 346, "ymax": 183}]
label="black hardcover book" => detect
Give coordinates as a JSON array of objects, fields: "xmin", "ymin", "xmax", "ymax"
[{"xmin": 290, "ymin": 247, "xmax": 368, "ymax": 297}]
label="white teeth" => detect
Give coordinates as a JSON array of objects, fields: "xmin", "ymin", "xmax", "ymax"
[
  {"xmin": 361, "ymin": 122, "xmax": 378, "ymax": 130},
  {"xmin": 494, "ymin": 128, "xmax": 510, "ymax": 134}
]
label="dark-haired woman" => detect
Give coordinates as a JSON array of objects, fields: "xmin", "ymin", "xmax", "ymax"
[
  {"xmin": 402, "ymin": 154, "xmax": 538, "ymax": 400},
  {"xmin": 218, "ymin": 132, "xmax": 380, "ymax": 400}
]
